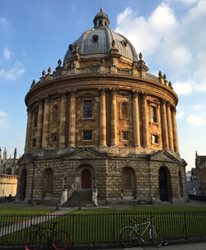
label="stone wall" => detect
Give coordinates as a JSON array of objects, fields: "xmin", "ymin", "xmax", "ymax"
[
  {"xmin": 17, "ymin": 150, "xmax": 187, "ymax": 204},
  {"xmin": 0, "ymin": 175, "xmax": 18, "ymax": 197}
]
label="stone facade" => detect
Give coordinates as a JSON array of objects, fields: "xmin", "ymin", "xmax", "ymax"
[
  {"xmin": 17, "ymin": 9, "xmax": 187, "ymax": 205},
  {"xmin": 0, "ymin": 147, "xmax": 18, "ymax": 198}
]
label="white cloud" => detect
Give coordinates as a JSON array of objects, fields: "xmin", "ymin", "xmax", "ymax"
[
  {"xmin": 3, "ymin": 47, "xmax": 12, "ymax": 61},
  {"xmin": 176, "ymin": 110, "xmax": 184, "ymax": 119},
  {"xmin": 115, "ymin": 4, "xmax": 177, "ymax": 56},
  {"xmin": 192, "ymin": 104, "xmax": 205, "ymax": 111},
  {"xmin": 115, "ymin": 2, "xmax": 206, "ymax": 95},
  {"xmin": 0, "ymin": 62, "xmax": 25, "ymax": 80},
  {"xmin": 186, "ymin": 115, "xmax": 205, "ymax": 127},
  {"xmin": 173, "ymin": 80, "xmax": 194, "ymax": 95},
  {"xmin": 0, "ymin": 17, "xmax": 11, "ymax": 32},
  {"xmin": 0, "ymin": 111, "xmax": 9, "ymax": 129}
]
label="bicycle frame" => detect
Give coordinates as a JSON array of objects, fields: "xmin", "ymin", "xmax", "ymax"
[
  {"xmin": 31, "ymin": 223, "xmax": 56, "ymax": 243},
  {"xmin": 134, "ymin": 221, "xmax": 153, "ymax": 238}
]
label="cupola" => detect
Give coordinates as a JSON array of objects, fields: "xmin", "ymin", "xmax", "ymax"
[{"xmin": 93, "ymin": 8, "xmax": 110, "ymax": 27}]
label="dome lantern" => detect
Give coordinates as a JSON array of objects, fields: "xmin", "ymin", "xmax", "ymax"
[{"xmin": 93, "ymin": 8, "xmax": 110, "ymax": 27}]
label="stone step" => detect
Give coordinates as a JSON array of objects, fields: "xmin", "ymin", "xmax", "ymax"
[{"xmin": 63, "ymin": 189, "xmax": 94, "ymax": 207}]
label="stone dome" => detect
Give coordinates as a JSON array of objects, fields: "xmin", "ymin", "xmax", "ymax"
[{"xmin": 64, "ymin": 9, "xmax": 138, "ymax": 64}]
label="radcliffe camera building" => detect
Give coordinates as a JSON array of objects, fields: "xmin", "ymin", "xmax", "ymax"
[{"xmin": 17, "ymin": 9, "xmax": 187, "ymax": 205}]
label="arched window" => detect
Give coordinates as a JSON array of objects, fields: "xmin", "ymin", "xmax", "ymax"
[
  {"xmin": 120, "ymin": 102, "xmax": 129, "ymax": 119},
  {"xmin": 51, "ymin": 104, "xmax": 59, "ymax": 123}
]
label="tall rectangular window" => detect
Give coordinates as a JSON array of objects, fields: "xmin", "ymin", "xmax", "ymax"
[
  {"xmin": 151, "ymin": 106, "xmax": 157, "ymax": 123},
  {"xmin": 83, "ymin": 100, "xmax": 93, "ymax": 118}
]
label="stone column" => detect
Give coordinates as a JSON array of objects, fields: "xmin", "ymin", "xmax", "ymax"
[
  {"xmin": 111, "ymin": 89, "xmax": 117, "ymax": 146},
  {"xmin": 69, "ymin": 91, "xmax": 76, "ymax": 147},
  {"xmin": 133, "ymin": 91, "xmax": 140, "ymax": 147},
  {"xmin": 59, "ymin": 94, "xmax": 67, "ymax": 148},
  {"xmin": 166, "ymin": 102, "xmax": 174, "ymax": 151},
  {"xmin": 142, "ymin": 93, "xmax": 148, "ymax": 147},
  {"xmin": 25, "ymin": 110, "xmax": 32, "ymax": 153},
  {"xmin": 160, "ymin": 100, "xmax": 169, "ymax": 149},
  {"xmin": 171, "ymin": 107, "xmax": 179, "ymax": 153},
  {"xmin": 36, "ymin": 101, "xmax": 43, "ymax": 148},
  {"xmin": 99, "ymin": 89, "xmax": 107, "ymax": 147},
  {"xmin": 42, "ymin": 98, "xmax": 49, "ymax": 148}
]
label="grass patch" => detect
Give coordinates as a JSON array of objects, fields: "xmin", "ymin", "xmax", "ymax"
[
  {"xmin": 0, "ymin": 203, "xmax": 55, "ymax": 215},
  {"xmin": 71, "ymin": 204, "xmax": 206, "ymax": 214},
  {"xmin": 1, "ymin": 204, "xmax": 206, "ymax": 246},
  {"xmin": 0, "ymin": 203, "xmax": 55, "ymax": 227}
]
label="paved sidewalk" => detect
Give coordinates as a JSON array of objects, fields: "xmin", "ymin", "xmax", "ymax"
[
  {"xmin": 100, "ymin": 241, "xmax": 206, "ymax": 250},
  {"xmin": 0, "ymin": 208, "xmax": 75, "ymax": 237}
]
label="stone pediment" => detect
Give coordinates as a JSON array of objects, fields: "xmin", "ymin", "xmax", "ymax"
[
  {"xmin": 149, "ymin": 150, "xmax": 186, "ymax": 165},
  {"xmin": 64, "ymin": 148, "xmax": 107, "ymax": 160}
]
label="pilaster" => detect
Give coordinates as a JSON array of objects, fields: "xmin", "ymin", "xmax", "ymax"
[
  {"xmin": 161, "ymin": 99, "xmax": 169, "ymax": 149},
  {"xmin": 42, "ymin": 98, "xmax": 49, "ymax": 148},
  {"xmin": 69, "ymin": 91, "xmax": 76, "ymax": 147},
  {"xmin": 110, "ymin": 89, "xmax": 117, "ymax": 146},
  {"xmin": 36, "ymin": 101, "xmax": 43, "ymax": 148},
  {"xmin": 99, "ymin": 89, "xmax": 107, "ymax": 147},
  {"xmin": 59, "ymin": 94, "xmax": 67, "ymax": 147},
  {"xmin": 132, "ymin": 91, "xmax": 140, "ymax": 147}
]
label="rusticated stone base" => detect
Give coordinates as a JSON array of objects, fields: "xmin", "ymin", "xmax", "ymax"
[{"xmin": 17, "ymin": 148, "xmax": 188, "ymax": 205}]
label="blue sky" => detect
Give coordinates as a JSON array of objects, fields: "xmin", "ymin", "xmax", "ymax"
[{"xmin": 0, "ymin": 0, "xmax": 206, "ymax": 171}]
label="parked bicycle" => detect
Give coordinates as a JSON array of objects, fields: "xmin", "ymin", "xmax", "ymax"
[
  {"xmin": 23, "ymin": 221, "xmax": 70, "ymax": 250},
  {"xmin": 120, "ymin": 216, "xmax": 163, "ymax": 248}
]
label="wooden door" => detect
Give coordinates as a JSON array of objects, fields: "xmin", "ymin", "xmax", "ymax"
[{"xmin": 82, "ymin": 169, "xmax": 91, "ymax": 188}]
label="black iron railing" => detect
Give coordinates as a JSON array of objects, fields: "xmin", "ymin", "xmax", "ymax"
[{"xmin": 1, "ymin": 211, "xmax": 206, "ymax": 246}]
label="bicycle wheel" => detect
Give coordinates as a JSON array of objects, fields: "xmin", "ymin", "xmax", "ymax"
[
  {"xmin": 120, "ymin": 227, "xmax": 140, "ymax": 248},
  {"xmin": 23, "ymin": 229, "xmax": 42, "ymax": 250},
  {"xmin": 149, "ymin": 227, "xmax": 163, "ymax": 247},
  {"xmin": 52, "ymin": 231, "xmax": 70, "ymax": 250}
]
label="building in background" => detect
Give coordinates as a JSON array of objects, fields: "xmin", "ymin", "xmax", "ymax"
[
  {"xmin": 195, "ymin": 152, "xmax": 206, "ymax": 196},
  {"xmin": 186, "ymin": 168, "xmax": 197, "ymax": 195},
  {"xmin": 0, "ymin": 147, "xmax": 18, "ymax": 198},
  {"xmin": 17, "ymin": 9, "xmax": 187, "ymax": 206}
]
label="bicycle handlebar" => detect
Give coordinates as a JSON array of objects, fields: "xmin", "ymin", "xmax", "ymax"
[
  {"xmin": 30, "ymin": 221, "xmax": 58, "ymax": 229},
  {"xmin": 129, "ymin": 215, "xmax": 154, "ymax": 224}
]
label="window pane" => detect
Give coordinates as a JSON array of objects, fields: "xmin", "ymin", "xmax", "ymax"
[
  {"xmin": 83, "ymin": 130, "xmax": 92, "ymax": 140},
  {"xmin": 152, "ymin": 134, "xmax": 159, "ymax": 144},
  {"xmin": 121, "ymin": 102, "xmax": 128, "ymax": 119},
  {"xmin": 151, "ymin": 106, "xmax": 157, "ymax": 123},
  {"xmin": 84, "ymin": 100, "xmax": 92, "ymax": 118},
  {"xmin": 33, "ymin": 111, "xmax": 38, "ymax": 127},
  {"xmin": 52, "ymin": 105, "xmax": 58, "ymax": 122},
  {"xmin": 122, "ymin": 131, "xmax": 128, "ymax": 140}
]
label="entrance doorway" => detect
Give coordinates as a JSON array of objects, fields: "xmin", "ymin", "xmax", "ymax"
[
  {"xmin": 159, "ymin": 167, "xmax": 171, "ymax": 201},
  {"xmin": 82, "ymin": 169, "xmax": 91, "ymax": 188}
]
